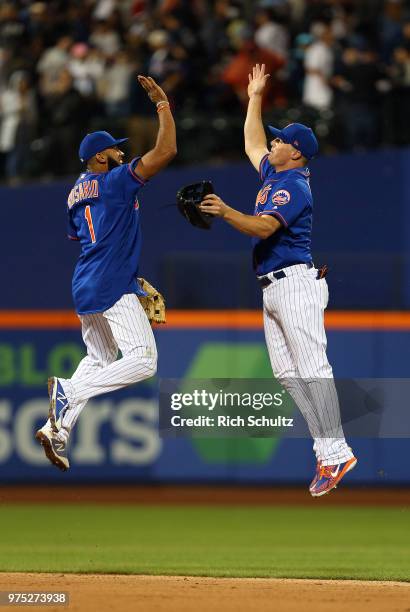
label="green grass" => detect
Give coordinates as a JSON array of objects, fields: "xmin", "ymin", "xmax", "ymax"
[{"xmin": 0, "ymin": 505, "xmax": 409, "ymax": 581}]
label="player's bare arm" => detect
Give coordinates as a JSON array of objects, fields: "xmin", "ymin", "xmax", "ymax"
[
  {"xmin": 244, "ymin": 64, "xmax": 270, "ymax": 171},
  {"xmin": 199, "ymin": 193, "xmax": 280, "ymax": 239},
  {"xmin": 135, "ymin": 75, "xmax": 177, "ymax": 180}
]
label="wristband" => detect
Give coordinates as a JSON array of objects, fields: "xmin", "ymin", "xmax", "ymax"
[
  {"xmin": 157, "ymin": 102, "xmax": 170, "ymax": 113},
  {"xmin": 156, "ymin": 101, "xmax": 169, "ymax": 109}
]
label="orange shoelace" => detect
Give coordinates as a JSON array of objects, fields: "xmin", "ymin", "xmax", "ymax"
[{"xmin": 319, "ymin": 465, "xmax": 334, "ymax": 478}]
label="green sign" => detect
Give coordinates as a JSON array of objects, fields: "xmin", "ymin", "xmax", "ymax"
[
  {"xmin": 0, "ymin": 343, "xmax": 85, "ymax": 387},
  {"xmin": 184, "ymin": 343, "xmax": 293, "ymax": 464}
]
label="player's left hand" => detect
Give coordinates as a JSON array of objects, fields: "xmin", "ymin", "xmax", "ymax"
[
  {"xmin": 137, "ymin": 75, "xmax": 168, "ymax": 105},
  {"xmin": 199, "ymin": 194, "xmax": 230, "ymax": 218},
  {"xmin": 248, "ymin": 63, "xmax": 270, "ymax": 98}
]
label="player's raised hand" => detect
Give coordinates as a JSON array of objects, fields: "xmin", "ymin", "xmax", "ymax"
[
  {"xmin": 199, "ymin": 194, "xmax": 230, "ymax": 218},
  {"xmin": 137, "ymin": 75, "xmax": 168, "ymax": 105},
  {"xmin": 247, "ymin": 64, "xmax": 270, "ymax": 98}
]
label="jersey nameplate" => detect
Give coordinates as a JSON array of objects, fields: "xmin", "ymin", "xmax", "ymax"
[{"xmin": 67, "ymin": 180, "xmax": 99, "ymax": 208}]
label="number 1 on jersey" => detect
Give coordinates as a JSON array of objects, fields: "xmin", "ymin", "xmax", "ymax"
[{"xmin": 85, "ymin": 205, "xmax": 96, "ymax": 243}]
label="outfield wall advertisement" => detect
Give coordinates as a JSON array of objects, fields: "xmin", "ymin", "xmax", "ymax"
[{"xmin": 0, "ymin": 325, "xmax": 410, "ymax": 484}]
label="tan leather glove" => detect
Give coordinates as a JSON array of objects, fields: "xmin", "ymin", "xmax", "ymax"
[{"xmin": 138, "ymin": 278, "xmax": 166, "ymax": 324}]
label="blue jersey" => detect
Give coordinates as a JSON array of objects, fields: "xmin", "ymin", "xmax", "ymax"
[
  {"xmin": 67, "ymin": 158, "xmax": 146, "ymax": 314},
  {"xmin": 252, "ymin": 154, "xmax": 313, "ymax": 275}
]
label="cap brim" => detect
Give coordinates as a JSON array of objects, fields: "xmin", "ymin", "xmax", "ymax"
[
  {"xmin": 268, "ymin": 126, "xmax": 285, "ymax": 140},
  {"xmin": 112, "ymin": 137, "xmax": 129, "ymax": 147}
]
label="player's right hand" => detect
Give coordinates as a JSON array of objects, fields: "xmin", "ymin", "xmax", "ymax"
[
  {"xmin": 199, "ymin": 193, "xmax": 230, "ymax": 218},
  {"xmin": 247, "ymin": 64, "xmax": 270, "ymax": 98},
  {"xmin": 137, "ymin": 75, "xmax": 168, "ymax": 105}
]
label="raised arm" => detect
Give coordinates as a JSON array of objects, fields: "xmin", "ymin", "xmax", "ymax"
[
  {"xmin": 244, "ymin": 64, "xmax": 270, "ymax": 171},
  {"xmin": 134, "ymin": 76, "xmax": 177, "ymax": 180}
]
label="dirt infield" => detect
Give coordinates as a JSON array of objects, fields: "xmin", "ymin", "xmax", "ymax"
[
  {"xmin": 1, "ymin": 574, "xmax": 409, "ymax": 612},
  {"xmin": 0, "ymin": 485, "xmax": 409, "ymax": 506}
]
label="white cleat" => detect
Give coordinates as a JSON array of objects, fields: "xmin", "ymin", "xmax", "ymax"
[{"xmin": 35, "ymin": 423, "xmax": 70, "ymax": 472}]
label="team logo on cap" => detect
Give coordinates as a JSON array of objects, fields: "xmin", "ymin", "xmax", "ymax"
[
  {"xmin": 255, "ymin": 184, "xmax": 272, "ymax": 207},
  {"xmin": 272, "ymin": 190, "xmax": 291, "ymax": 206}
]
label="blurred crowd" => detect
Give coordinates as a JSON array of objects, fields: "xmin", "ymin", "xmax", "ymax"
[{"xmin": 0, "ymin": 0, "xmax": 410, "ymax": 183}]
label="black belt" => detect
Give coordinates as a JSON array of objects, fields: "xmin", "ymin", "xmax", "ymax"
[{"xmin": 258, "ymin": 262, "xmax": 326, "ymax": 289}]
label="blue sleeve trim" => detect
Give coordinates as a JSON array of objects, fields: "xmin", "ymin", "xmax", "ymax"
[
  {"xmin": 270, "ymin": 210, "xmax": 288, "ymax": 227},
  {"xmin": 259, "ymin": 210, "xmax": 288, "ymax": 227},
  {"xmin": 128, "ymin": 157, "xmax": 147, "ymax": 184},
  {"xmin": 259, "ymin": 154, "xmax": 269, "ymax": 181}
]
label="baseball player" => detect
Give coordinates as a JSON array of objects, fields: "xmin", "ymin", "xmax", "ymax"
[
  {"xmin": 35, "ymin": 75, "xmax": 176, "ymax": 471},
  {"xmin": 199, "ymin": 64, "xmax": 357, "ymax": 497}
]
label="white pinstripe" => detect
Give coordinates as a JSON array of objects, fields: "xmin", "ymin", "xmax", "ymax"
[
  {"xmin": 262, "ymin": 264, "xmax": 354, "ymax": 466},
  {"xmin": 58, "ymin": 294, "xmax": 157, "ymax": 432}
]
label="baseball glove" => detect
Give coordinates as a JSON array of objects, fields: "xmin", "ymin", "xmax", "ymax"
[
  {"xmin": 138, "ymin": 278, "xmax": 166, "ymax": 324},
  {"xmin": 176, "ymin": 180, "xmax": 214, "ymax": 229}
]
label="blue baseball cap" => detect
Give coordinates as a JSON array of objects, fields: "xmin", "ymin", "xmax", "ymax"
[
  {"xmin": 79, "ymin": 130, "xmax": 128, "ymax": 162},
  {"xmin": 268, "ymin": 123, "xmax": 319, "ymax": 160}
]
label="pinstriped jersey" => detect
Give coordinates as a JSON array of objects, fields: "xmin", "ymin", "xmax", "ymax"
[
  {"xmin": 67, "ymin": 157, "xmax": 146, "ymax": 315},
  {"xmin": 252, "ymin": 154, "xmax": 313, "ymax": 275}
]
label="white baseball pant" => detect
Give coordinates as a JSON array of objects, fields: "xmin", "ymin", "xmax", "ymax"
[
  {"xmin": 262, "ymin": 263, "xmax": 354, "ymax": 466},
  {"xmin": 57, "ymin": 293, "xmax": 157, "ymax": 433}
]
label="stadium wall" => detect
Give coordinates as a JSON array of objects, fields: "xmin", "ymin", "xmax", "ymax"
[{"xmin": 1, "ymin": 147, "xmax": 409, "ymax": 310}]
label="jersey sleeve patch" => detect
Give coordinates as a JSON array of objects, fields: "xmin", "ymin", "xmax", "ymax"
[
  {"xmin": 271, "ymin": 189, "xmax": 291, "ymax": 206},
  {"xmin": 263, "ymin": 181, "xmax": 309, "ymax": 228}
]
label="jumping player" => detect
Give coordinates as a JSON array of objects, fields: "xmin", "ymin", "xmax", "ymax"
[
  {"xmin": 36, "ymin": 75, "xmax": 176, "ymax": 471},
  {"xmin": 199, "ymin": 64, "xmax": 357, "ymax": 497}
]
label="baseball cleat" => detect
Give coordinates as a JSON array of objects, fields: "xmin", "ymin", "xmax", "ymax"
[
  {"xmin": 35, "ymin": 424, "xmax": 70, "ymax": 472},
  {"xmin": 309, "ymin": 460, "xmax": 322, "ymax": 492},
  {"xmin": 310, "ymin": 457, "xmax": 357, "ymax": 497},
  {"xmin": 48, "ymin": 376, "xmax": 69, "ymax": 432}
]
